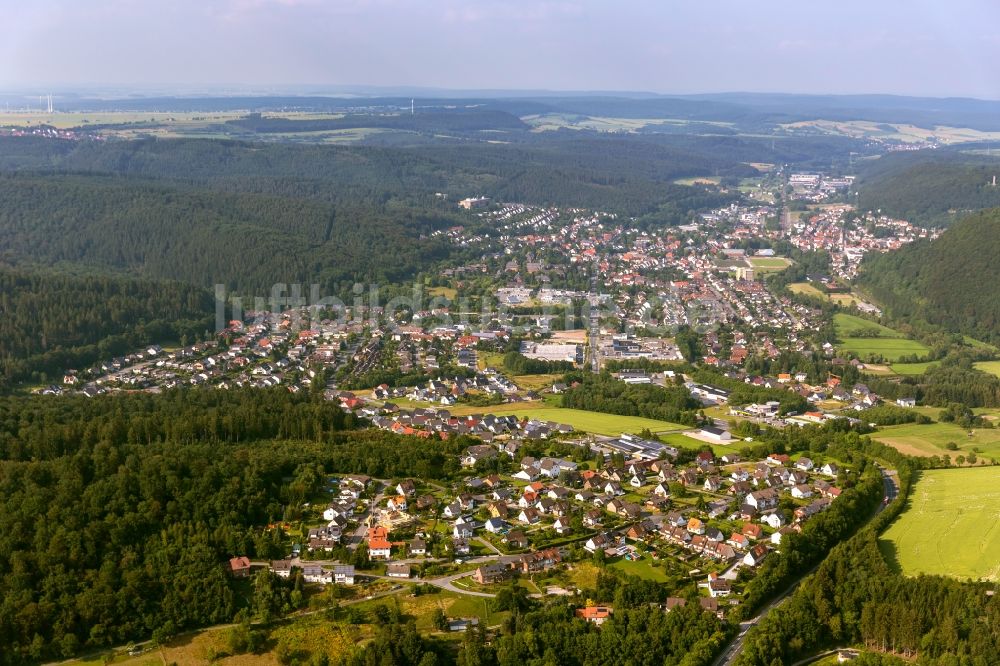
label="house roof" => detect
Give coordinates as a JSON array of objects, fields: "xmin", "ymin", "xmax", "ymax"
[{"xmin": 576, "ymin": 606, "xmax": 613, "ymax": 621}]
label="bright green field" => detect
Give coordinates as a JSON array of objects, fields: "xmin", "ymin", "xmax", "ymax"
[
  {"xmin": 468, "ymin": 406, "xmax": 690, "ymax": 437},
  {"xmin": 839, "ymin": 337, "xmax": 930, "ymax": 362},
  {"xmin": 873, "ymin": 421, "xmax": 1000, "ymax": 459},
  {"xmin": 965, "ymin": 336, "xmax": 998, "ymax": 352},
  {"xmin": 659, "ymin": 432, "xmax": 736, "ymax": 455},
  {"xmin": 834, "ymin": 313, "xmax": 930, "ymax": 362},
  {"xmin": 788, "ymin": 282, "xmax": 826, "ymax": 299},
  {"xmin": 834, "ymin": 313, "xmax": 902, "ymax": 338},
  {"xmin": 748, "ymin": 257, "xmax": 792, "ymax": 273},
  {"xmin": 880, "ymin": 468, "xmax": 1000, "ymax": 580},
  {"xmin": 890, "ymin": 361, "xmax": 940, "ymax": 375},
  {"xmin": 609, "ymin": 557, "xmax": 670, "ymax": 582},
  {"xmin": 975, "ymin": 361, "xmax": 1000, "ymax": 378}
]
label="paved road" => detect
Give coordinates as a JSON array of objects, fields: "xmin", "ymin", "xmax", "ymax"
[{"xmin": 881, "ymin": 468, "xmax": 899, "ymax": 506}]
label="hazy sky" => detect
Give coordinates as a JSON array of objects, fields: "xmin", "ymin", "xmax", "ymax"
[{"xmin": 3, "ymin": 0, "xmax": 1000, "ymax": 98}]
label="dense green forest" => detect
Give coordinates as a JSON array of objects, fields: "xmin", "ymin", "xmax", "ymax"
[
  {"xmin": 502, "ymin": 351, "xmax": 574, "ymax": 375},
  {"xmin": 0, "ymin": 268, "xmax": 215, "ymax": 390},
  {"xmin": 857, "ymin": 152, "xmax": 1000, "ymax": 226},
  {"xmin": 227, "ymin": 109, "xmax": 530, "ymax": 133},
  {"xmin": 0, "ymin": 172, "xmax": 454, "ymax": 295},
  {"xmin": 858, "ymin": 208, "xmax": 1000, "ymax": 345},
  {"xmin": 0, "ymin": 135, "xmax": 741, "ymax": 217},
  {"xmin": 560, "ymin": 372, "xmax": 702, "ymax": 425},
  {"xmin": 0, "ymin": 388, "xmax": 479, "ymax": 663}
]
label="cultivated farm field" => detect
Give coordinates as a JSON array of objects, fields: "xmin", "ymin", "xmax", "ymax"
[
  {"xmin": 880, "ymin": 467, "xmax": 1000, "ymax": 581},
  {"xmin": 834, "ymin": 313, "xmax": 931, "ymax": 362},
  {"xmin": 873, "ymin": 420, "xmax": 1000, "ymax": 459}
]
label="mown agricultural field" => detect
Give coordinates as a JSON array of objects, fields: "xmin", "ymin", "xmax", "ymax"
[
  {"xmin": 873, "ymin": 420, "xmax": 1000, "ymax": 459},
  {"xmin": 974, "ymin": 361, "xmax": 1000, "ymax": 378},
  {"xmin": 880, "ymin": 467, "xmax": 1000, "ymax": 581},
  {"xmin": 834, "ymin": 313, "xmax": 930, "ymax": 362},
  {"xmin": 889, "ymin": 361, "xmax": 940, "ymax": 375}
]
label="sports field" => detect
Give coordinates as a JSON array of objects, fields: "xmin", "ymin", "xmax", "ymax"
[
  {"xmin": 873, "ymin": 421, "xmax": 1000, "ymax": 458},
  {"xmin": 748, "ymin": 257, "xmax": 792, "ymax": 273},
  {"xmin": 880, "ymin": 468, "xmax": 1000, "ymax": 580},
  {"xmin": 446, "ymin": 405, "xmax": 690, "ymax": 437}
]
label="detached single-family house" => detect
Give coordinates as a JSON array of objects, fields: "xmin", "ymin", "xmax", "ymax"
[
  {"xmin": 386, "ymin": 563, "xmax": 411, "ymax": 579},
  {"xmin": 743, "ymin": 543, "xmax": 769, "ymax": 567},
  {"xmin": 576, "ymin": 606, "xmax": 612, "ymax": 626},
  {"xmin": 518, "ymin": 508, "xmax": 541, "ymax": 525},
  {"xmin": 332, "ymin": 564, "xmax": 355, "ymax": 585},
  {"xmin": 228, "ymin": 556, "xmax": 252, "ymax": 578}
]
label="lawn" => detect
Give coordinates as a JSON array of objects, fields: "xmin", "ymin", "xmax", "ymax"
[
  {"xmin": 880, "ymin": 467, "xmax": 1000, "ymax": 581},
  {"xmin": 974, "ymin": 361, "xmax": 1000, "ymax": 378},
  {"xmin": 513, "ymin": 373, "xmax": 563, "ymax": 391},
  {"xmin": 890, "ymin": 361, "xmax": 940, "ymax": 375},
  {"xmin": 873, "ymin": 421, "xmax": 1000, "ymax": 459},
  {"xmin": 965, "ymin": 336, "xmax": 998, "ymax": 352},
  {"xmin": 447, "ymin": 405, "xmax": 690, "ymax": 436},
  {"xmin": 788, "ymin": 282, "xmax": 827, "ymax": 299},
  {"xmin": 659, "ymin": 432, "xmax": 736, "ymax": 455},
  {"xmin": 609, "ymin": 557, "xmax": 670, "ymax": 582},
  {"xmin": 427, "ymin": 286, "xmax": 457, "ymax": 300},
  {"xmin": 748, "ymin": 257, "xmax": 792, "ymax": 273}
]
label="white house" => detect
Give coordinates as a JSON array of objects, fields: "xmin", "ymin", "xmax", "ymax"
[
  {"xmin": 743, "ymin": 544, "xmax": 769, "ymax": 567},
  {"xmin": 791, "ymin": 484, "xmax": 814, "ymax": 499},
  {"xmin": 332, "ymin": 565, "xmax": 355, "ymax": 585},
  {"xmin": 761, "ymin": 512, "xmax": 786, "ymax": 529}
]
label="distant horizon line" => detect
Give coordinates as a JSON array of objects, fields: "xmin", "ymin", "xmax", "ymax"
[{"xmin": 0, "ymin": 85, "xmax": 998, "ymax": 103}]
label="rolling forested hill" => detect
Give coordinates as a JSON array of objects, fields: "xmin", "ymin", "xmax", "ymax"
[
  {"xmin": 0, "ymin": 135, "xmax": 743, "ymax": 292},
  {"xmin": 857, "ymin": 152, "xmax": 1000, "ymax": 226},
  {"xmin": 858, "ymin": 208, "xmax": 1000, "ymax": 343},
  {"xmin": 0, "ymin": 134, "xmax": 747, "ymax": 213},
  {"xmin": 0, "ymin": 268, "xmax": 215, "ymax": 389},
  {"xmin": 0, "ymin": 172, "xmax": 454, "ymax": 292}
]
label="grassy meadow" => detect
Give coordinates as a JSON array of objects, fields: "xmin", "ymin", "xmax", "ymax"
[
  {"xmin": 880, "ymin": 467, "xmax": 1000, "ymax": 581},
  {"xmin": 834, "ymin": 313, "xmax": 930, "ymax": 362},
  {"xmin": 873, "ymin": 420, "xmax": 1000, "ymax": 459}
]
